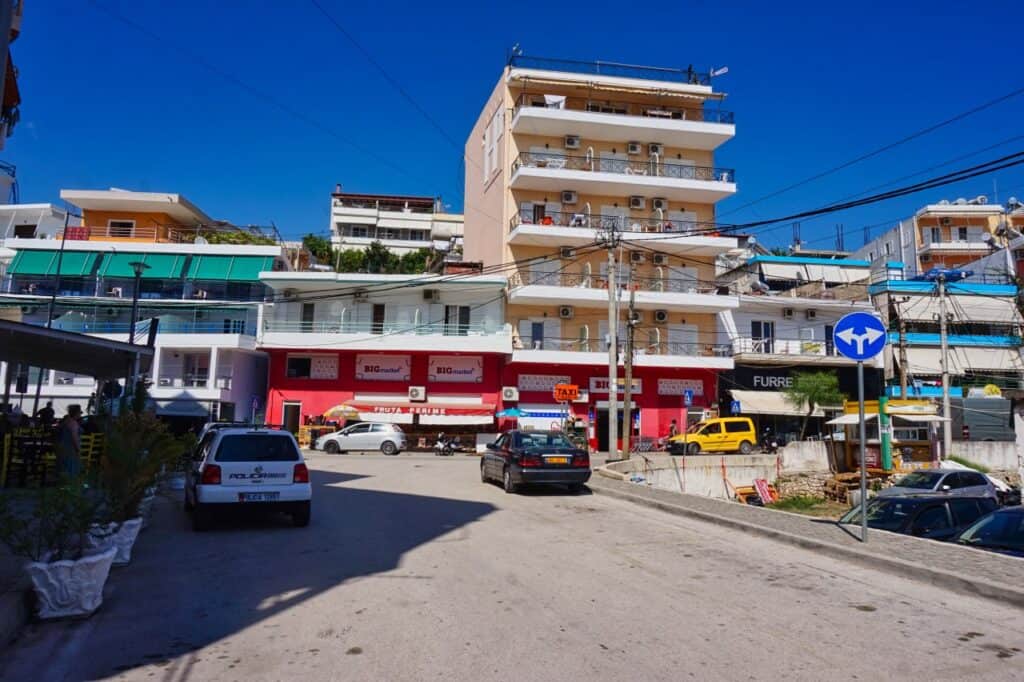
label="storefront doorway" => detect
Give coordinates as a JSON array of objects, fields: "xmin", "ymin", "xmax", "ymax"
[{"xmin": 595, "ymin": 407, "xmax": 638, "ymax": 453}]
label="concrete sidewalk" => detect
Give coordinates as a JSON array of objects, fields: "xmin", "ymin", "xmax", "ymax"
[{"xmin": 588, "ymin": 474, "xmax": 1024, "ymax": 608}]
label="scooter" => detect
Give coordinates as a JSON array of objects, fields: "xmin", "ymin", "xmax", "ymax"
[
  {"xmin": 760, "ymin": 430, "xmax": 779, "ymax": 454},
  {"xmin": 434, "ymin": 435, "xmax": 460, "ymax": 456}
]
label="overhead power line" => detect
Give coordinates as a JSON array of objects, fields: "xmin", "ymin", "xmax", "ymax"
[{"xmin": 719, "ymin": 83, "xmax": 1024, "ymax": 218}]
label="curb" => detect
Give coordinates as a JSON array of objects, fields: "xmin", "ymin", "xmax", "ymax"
[{"xmin": 588, "ymin": 478, "xmax": 1024, "ymax": 610}]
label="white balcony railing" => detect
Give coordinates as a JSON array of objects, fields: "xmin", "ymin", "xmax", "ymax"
[
  {"xmin": 263, "ymin": 320, "xmax": 510, "ymax": 337},
  {"xmin": 732, "ymin": 337, "xmax": 838, "ymax": 357}
]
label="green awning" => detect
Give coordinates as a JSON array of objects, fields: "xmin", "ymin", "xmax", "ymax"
[
  {"xmin": 187, "ymin": 255, "xmax": 275, "ymax": 282},
  {"xmin": 8, "ymin": 250, "xmax": 99, "ymax": 277},
  {"xmin": 98, "ymin": 253, "xmax": 186, "ymax": 279}
]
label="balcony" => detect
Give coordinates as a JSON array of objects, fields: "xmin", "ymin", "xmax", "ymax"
[
  {"xmin": 511, "ymin": 335, "xmax": 733, "ymax": 369},
  {"xmin": 510, "ymin": 152, "xmax": 736, "ymax": 203},
  {"xmin": 508, "ymin": 271, "xmax": 737, "ymax": 313},
  {"xmin": 919, "ymin": 240, "xmax": 992, "ymax": 256},
  {"xmin": 731, "ymin": 336, "xmax": 858, "ymax": 366},
  {"xmin": 507, "ymin": 209, "xmax": 735, "ymax": 255},
  {"xmin": 512, "ymin": 94, "xmax": 734, "ymax": 151},
  {"xmin": 509, "ymin": 55, "xmax": 712, "ymax": 86},
  {"xmin": 48, "ymin": 320, "xmax": 256, "ymax": 337},
  {"xmin": 259, "ymin": 320, "xmax": 513, "ymax": 353}
]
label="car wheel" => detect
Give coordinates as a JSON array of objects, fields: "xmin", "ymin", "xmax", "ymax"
[
  {"xmin": 292, "ymin": 501, "xmax": 311, "ymax": 527},
  {"xmin": 687, "ymin": 442, "xmax": 701, "ymax": 456},
  {"xmin": 192, "ymin": 503, "xmax": 212, "ymax": 532},
  {"xmin": 381, "ymin": 441, "xmax": 398, "ymax": 456},
  {"xmin": 738, "ymin": 440, "xmax": 753, "ymax": 455},
  {"xmin": 480, "ymin": 463, "xmax": 489, "ymax": 483},
  {"xmin": 569, "ymin": 483, "xmax": 586, "ymax": 494},
  {"xmin": 503, "ymin": 468, "xmax": 518, "ymax": 494},
  {"xmin": 183, "ymin": 489, "xmax": 194, "ymax": 512},
  {"xmin": 324, "ymin": 440, "xmax": 340, "ymax": 454}
]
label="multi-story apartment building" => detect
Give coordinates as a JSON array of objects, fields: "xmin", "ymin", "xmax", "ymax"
[
  {"xmin": 257, "ymin": 271, "xmax": 510, "ymax": 443},
  {"xmin": 854, "ymin": 197, "xmax": 1004, "ymax": 276},
  {"xmin": 330, "ymin": 188, "xmax": 464, "ymax": 257},
  {"xmin": 463, "ymin": 55, "xmax": 739, "ymax": 449},
  {"xmin": 0, "ymin": 0, "xmax": 22, "ymax": 150},
  {"xmin": 0, "ymin": 189, "xmax": 288, "ymax": 425},
  {"xmin": 0, "ymin": 202, "xmax": 75, "ymax": 241},
  {"xmin": 716, "ymin": 255, "xmax": 885, "ymax": 441}
]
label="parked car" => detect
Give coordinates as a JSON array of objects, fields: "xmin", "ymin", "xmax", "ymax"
[
  {"xmin": 878, "ymin": 469, "xmax": 996, "ymax": 500},
  {"xmin": 185, "ymin": 427, "xmax": 312, "ymax": 531},
  {"xmin": 839, "ymin": 495, "xmax": 998, "ymax": 541},
  {"xmin": 955, "ymin": 506, "xmax": 1024, "ymax": 557},
  {"xmin": 666, "ymin": 417, "xmax": 757, "ymax": 456},
  {"xmin": 315, "ymin": 422, "xmax": 407, "ymax": 455},
  {"xmin": 482, "ymin": 430, "xmax": 590, "ymax": 494}
]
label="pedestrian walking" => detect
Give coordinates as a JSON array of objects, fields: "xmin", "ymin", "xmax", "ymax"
[
  {"xmin": 35, "ymin": 401, "xmax": 55, "ymax": 427},
  {"xmin": 668, "ymin": 419, "xmax": 679, "ymax": 439},
  {"xmin": 55, "ymin": 404, "xmax": 83, "ymax": 478}
]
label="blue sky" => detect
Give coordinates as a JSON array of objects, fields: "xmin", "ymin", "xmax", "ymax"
[{"xmin": 7, "ymin": 1, "xmax": 1024, "ymax": 247}]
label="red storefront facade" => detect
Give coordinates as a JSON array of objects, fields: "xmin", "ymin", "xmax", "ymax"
[
  {"xmin": 265, "ymin": 349, "xmax": 504, "ymax": 443},
  {"xmin": 500, "ymin": 362, "xmax": 721, "ymax": 451}
]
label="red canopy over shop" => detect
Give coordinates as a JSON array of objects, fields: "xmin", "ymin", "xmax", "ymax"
[{"xmin": 346, "ymin": 401, "xmax": 496, "ymax": 425}]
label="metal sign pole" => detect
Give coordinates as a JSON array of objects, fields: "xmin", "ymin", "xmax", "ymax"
[{"xmin": 857, "ymin": 360, "xmax": 867, "ymax": 543}]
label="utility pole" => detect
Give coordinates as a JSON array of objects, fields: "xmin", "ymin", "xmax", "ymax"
[
  {"xmin": 622, "ymin": 284, "xmax": 637, "ymax": 460},
  {"xmin": 605, "ymin": 222, "xmax": 620, "ymax": 459},
  {"xmin": 895, "ymin": 297, "xmax": 909, "ymax": 398},
  {"xmin": 938, "ymin": 274, "xmax": 953, "ymax": 458}
]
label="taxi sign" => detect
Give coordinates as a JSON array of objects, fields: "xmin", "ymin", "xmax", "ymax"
[{"xmin": 553, "ymin": 383, "xmax": 579, "ymax": 402}]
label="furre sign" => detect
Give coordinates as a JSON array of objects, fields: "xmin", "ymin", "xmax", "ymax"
[
  {"xmin": 355, "ymin": 354, "xmax": 411, "ymax": 382},
  {"xmin": 428, "ymin": 355, "xmax": 483, "ymax": 383},
  {"xmin": 752, "ymin": 374, "xmax": 793, "ymax": 389}
]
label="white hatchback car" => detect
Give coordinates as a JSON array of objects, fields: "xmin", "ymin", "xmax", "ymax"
[
  {"xmin": 185, "ymin": 427, "xmax": 312, "ymax": 531},
  {"xmin": 315, "ymin": 422, "xmax": 407, "ymax": 455}
]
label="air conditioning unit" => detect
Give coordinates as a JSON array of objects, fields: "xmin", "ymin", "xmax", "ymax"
[
  {"xmin": 805, "ymin": 309, "xmax": 817, "ymax": 320},
  {"xmin": 408, "ymin": 386, "xmax": 427, "ymax": 402},
  {"xmin": 630, "ymin": 310, "xmax": 644, "ymax": 324},
  {"xmin": 559, "ymin": 305, "xmax": 574, "ymax": 320},
  {"xmin": 353, "ymin": 288, "xmax": 369, "ymax": 301},
  {"xmin": 19, "ymin": 305, "xmax": 36, "ymax": 314},
  {"xmin": 940, "ymin": 217, "xmax": 951, "ymax": 226},
  {"xmin": 652, "ymin": 198, "xmax": 668, "ymax": 211},
  {"xmin": 564, "ymin": 135, "xmax": 581, "ymax": 149},
  {"xmin": 626, "ymin": 141, "xmax": 642, "ymax": 155},
  {"xmin": 561, "ymin": 190, "xmax": 578, "ymax": 205},
  {"xmin": 423, "ymin": 289, "xmax": 440, "ymax": 302},
  {"xmin": 630, "ymin": 251, "xmax": 645, "ymax": 264},
  {"xmin": 501, "ymin": 386, "xmax": 520, "ymax": 402},
  {"xmin": 921, "ymin": 253, "xmax": 932, "ymax": 263},
  {"xmin": 282, "ymin": 288, "xmax": 298, "ymax": 299},
  {"xmin": 629, "ymin": 196, "xmax": 646, "ymax": 210},
  {"xmin": 782, "ymin": 308, "xmax": 794, "ymax": 320},
  {"xmin": 654, "ymin": 309, "xmax": 669, "ymax": 324},
  {"xmin": 108, "ymin": 287, "xmax": 124, "ymax": 297},
  {"xmin": 653, "ymin": 254, "xmax": 668, "ymax": 266},
  {"xmin": 648, "ymin": 143, "xmax": 665, "ymax": 156},
  {"xmin": 573, "ymin": 389, "xmax": 589, "ymax": 403},
  {"xmin": 560, "ymin": 247, "xmax": 574, "ymax": 259}
]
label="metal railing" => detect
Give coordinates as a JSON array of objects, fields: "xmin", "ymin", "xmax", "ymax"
[
  {"xmin": 512, "ymin": 152, "xmax": 734, "ymax": 183},
  {"xmin": 513, "ymin": 335, "xmax": 731, "ymax": 358},
  {"xmin": 511, "ymin": 270, "xmax": 718, "ymax": 295},
  {"xmin": 509, "ymin": 209, "xmax": 720, "ymax": 236},
  {"xmin": 5, "ymin": 276, "xmax": 271, "ymax": 303},
  {"xmin": 513, "ymin": 93, "xmax": 734, "ymax": 124},
  {"xmin": 48, "ymin": 320, "xmax": 254, "ymax": 336},
  {"xmin": 58, "ymin": 225, "xmax": 222, "ymax": 244},
  {"xmin": 508, "ymin": 55, "xmax": 712, "ymax": 86},
  {"xmin": 262, "ymin": 320, "xmax": 511, "ymax": 337},
  {"xmin": 732, "ymin": 337, "xmax": 838, "ymax": 357}
]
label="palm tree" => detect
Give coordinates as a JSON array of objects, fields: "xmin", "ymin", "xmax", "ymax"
[{"xmin": 784, "ymin": 371, "xmax": 846, "ymax": 440}]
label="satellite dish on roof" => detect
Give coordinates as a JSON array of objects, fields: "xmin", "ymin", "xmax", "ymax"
[{"xmin": 194, "ymin": 236, "xmax": 208, "ymax": 245}]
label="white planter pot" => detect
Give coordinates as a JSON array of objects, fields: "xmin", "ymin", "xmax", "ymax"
[
  {"xmin": 86, "ymin": 518, "xmax": 143, "ymax": 566},
  {"xmin": 25, "ymin": 546, "xmax": 117, "ymax": 619}
]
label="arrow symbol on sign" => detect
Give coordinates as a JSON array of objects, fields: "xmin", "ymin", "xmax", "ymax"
[{"xmin": 836, "ymin": 326, "xmax": 885, "ymax": 356}]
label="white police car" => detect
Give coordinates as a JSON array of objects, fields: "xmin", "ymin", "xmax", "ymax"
[{"xmin": 185, "ymin": 427, "xmax": 311, "ymax": 531}]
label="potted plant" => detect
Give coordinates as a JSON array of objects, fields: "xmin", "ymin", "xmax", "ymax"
[
  {"xmin": 90, "ymin": 412, "xmax": 183, "ymax": 565},
  {"xmin": 0, "ymin": 481, "xmax": 117, "ymax": 619}
]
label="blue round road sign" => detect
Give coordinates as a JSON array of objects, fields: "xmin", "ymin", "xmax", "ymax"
[{"xmin": 833, "ymin": 312, "xmax": 887, "ymax": 361}]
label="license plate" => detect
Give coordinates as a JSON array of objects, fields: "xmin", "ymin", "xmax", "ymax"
[
  {"xmin": 545, "ymin": 457, "xmax": 569, "ymax": 464},
  {"xmin": 239, "ymin": 492, "xmax": 280, "ymax": 502}
]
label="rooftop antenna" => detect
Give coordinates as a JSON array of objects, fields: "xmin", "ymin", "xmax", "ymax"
[
  {"xmin": 792, "ymin": 222, "xmax": 801, "ymax": 250},
  {"xmin": 835, "ymin": 224, "xmax": 845, "ymax": 251},
  {"xmin": 863, "ymin": 223, "xmax": 870, "ymax": 245}
]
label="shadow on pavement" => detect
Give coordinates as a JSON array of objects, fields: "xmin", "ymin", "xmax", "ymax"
[{"xmin": 0, "ymin": 468, "xmax": 497, "ymax": 680}]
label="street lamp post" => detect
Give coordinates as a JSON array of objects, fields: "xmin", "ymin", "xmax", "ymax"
[{"xmin": 127, "ymin": 261, "xmax": 150, "ymax": 406}]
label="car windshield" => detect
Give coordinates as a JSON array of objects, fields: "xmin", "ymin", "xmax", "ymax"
[
  {"xmin": 519, "ymin": 432, "xmax": 574, "ymax": 450},
  {"xmin": 893, "ymin": 471, "xmax": 943, "ymax": 490},
  {"xmin": 216, "ymin": 434, "xmax": 301, "ymax": 462},
  {"xmin": 840, "ymin": 498, "xmax": 924, "ymax": 531},
  {"xmin": 959, "ymin": 511, "xmax": 1024, "ymax": 551},
  {"xmin": 686, "ymin": 422, "xmax": 705, "ymax": 434}
]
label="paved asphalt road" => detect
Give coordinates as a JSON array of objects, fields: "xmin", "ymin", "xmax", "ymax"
[{"xmin": 4, "ymin": 454, "xmax": 1024, "ymax": 681}]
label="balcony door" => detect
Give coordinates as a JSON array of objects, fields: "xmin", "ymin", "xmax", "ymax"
[
  {"xmin": 301, "ymin": 303, "xmax": 315, "ymax": 332},
  {"xmin": 666, "ymin": 266, "xmax": 698, "ymax": 293},
  {"xmin": 751, "ymin": 320, "xmax": 775, "ymax": 354},
  {"xmin": 531, "ymin": 257, "xmax": 561, "ymax": 285},
  {"xmin": 372, "ymin": 304, "xmax": 386, "ymax": 335},
  {"xmin": 667, "ymin": 324, "xmax": 699, "ymax": 356},
  {"xmin": 444, "ymin": 305, "xmax": 471, "ymax": 336}
]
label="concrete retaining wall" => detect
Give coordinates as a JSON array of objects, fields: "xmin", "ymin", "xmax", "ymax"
[
  {"xmin": 779, "ymin": 441, "xmax": 830, "ymax": 472},
  {"xmin": 605, "ymin": 454, "xmax": 781, "ymax": 499},
  {"xmin": 952, "ymin": 441, "xmax": 1021, "ymax": 472}
]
